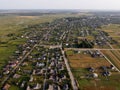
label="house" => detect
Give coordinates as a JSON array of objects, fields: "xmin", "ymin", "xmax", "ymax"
[
  {"xmin": 53, "ymin": 84, "xmax": 60, "ymax": 90},
  {"xmin": 29, "ymin": 75, "xmax": 33, "ymax": 82},
  {"xmin": 102, "ymin": 71, "xmax": 111, "ymax": 76},
  {"xmin": 23, "ymin": 70, "xmax": 32, "ymax": 74},
  {"xmin": 62, "ymin": 75, "xmax": 67, "ymax": 79},
  {"xmin": 50, "ymin": 62, "xmax": 55, "ymax": 67},
  {"xmin": 50, "ymin": 69, "xmax": 54, "ymax": 74},
  {"xmin": 63, "ymin": 84, "xmax": 69, "ymax": 90},
  {"xmin": 22, "ymin": 62, "xmax": 28, "ymax": 66},
  {"xmin": 0, "ymin": 74, "xmax": 2, "ymax": 78},
  {"xmin": 26, "ymin": 85, "xmax": 31, "ymax": 90},
  {"xmin": 33, "ymin": 83, "xmax": 41, "ymax": 90},
  {"xmin": 3, "ymin": 70, "xmax": 10, "ymax": 75},
  {"xmin": 48, "ymin": 85, "xmax": 53, "ymax": 90},
  {"xmin": 32, "ymin": 70, "xmax": 36, "ymax": 75},
  {"xmin": 2, "ymin": 83, "xmax": 10, "ymax": 90},
  {"xmin": 15, "ymin": 50, "xmax": 20, "ymax": 54},
  {"xmin": 101, "ymin": 66, "xmax": 107, "ymax": 71},
  {"xmin": 13, "ymin": 74, "xmax": 21, "ymax": 79},
  {"xmin": 10, "ymin": 63, "xmax": 16, "ymax": 68},
  {"xmin": 49, "ymin": 75, "xmax": 54, "ymax": 81},
  {"xmin": 92, "ymin": 73, "xmax": 98, "ymax": 78},
  {"xmin": 21, "ymin": 81, "xmax": 26, "ymax": 88},
  {"xmin": 110, "ymin": 65, "xmax": 117, "ymax": 71},
  {"xmin": 87, "ymin": 67, "xmax": 95, "ymax": 72},
  {"xmin": 36, "ymin": 62, "xmax": 45, "ymax": 67}
]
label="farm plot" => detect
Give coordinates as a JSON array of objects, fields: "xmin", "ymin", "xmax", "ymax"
[
  {"xmin": 66, "ymin": 50, "xmax": 111, "ymax": 69},
  {"xmin": 101, "ymin": 50, "xmax": 120, "ymax": 70}
]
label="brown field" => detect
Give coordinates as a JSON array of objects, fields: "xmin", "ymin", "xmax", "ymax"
[
  {"xmin": 83, "ymin": 86, "xmax": 115, "ymax": 90},
  {"xmin": 16, "ymin": 16, "xmax": 38, "ymax": 19},
  {"xmin": 67, "ymin": 53, "xmax": 110, "ymax": 69},
  {"xmin": 101, "ymin": 50, "xmax": 120, "ymax": 70},
  {"xmin": 78, "ymin": 36, "xmax": 94, "ymax": 40}
]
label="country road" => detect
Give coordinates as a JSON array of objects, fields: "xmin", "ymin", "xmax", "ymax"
[{"xmin": 60, "ymin": 48, "xmax": 78, "ymax": 90}]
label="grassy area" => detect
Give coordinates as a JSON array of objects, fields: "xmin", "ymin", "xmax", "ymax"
[
  {"xmin": 0, "ymin": 37, "xmax": 26, "ymax": 69},
  {"xmin": 9, "ymin": 85, "xmax": 22, "ymax": 90},
  {"xmin": 0, "ymin": 16, "xmax": 29, "ymax": 69},
  {"xmin": 66, "ymin": 50, "xmax": 74, "ymax": 55}
]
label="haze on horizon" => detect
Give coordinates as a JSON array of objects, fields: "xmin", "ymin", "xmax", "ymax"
[{"xmin": 0, "ymin": 0, "xmax": 120, "ymax": 10}]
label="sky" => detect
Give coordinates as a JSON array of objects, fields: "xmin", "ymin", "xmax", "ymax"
[{"xmin": 0, "ymin": 0, "xmax": 120, "ymax": 10}]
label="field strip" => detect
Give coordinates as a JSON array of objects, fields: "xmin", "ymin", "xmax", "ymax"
[
  {"xmin": 111, "ymin": 50, "xmax": 120, "ymax": 60},
  {"xmin": 99, "ymin": 50, "xmax": 120, "ymax": 72},
  {"xmin": 104, "ymin": 50, "xmax": 120, "ymax": 70}
]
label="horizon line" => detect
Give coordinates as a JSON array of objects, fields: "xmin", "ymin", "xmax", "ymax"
[{"xmin": 0, "ymin": 9, "xmax": 120, "ymax": 11}]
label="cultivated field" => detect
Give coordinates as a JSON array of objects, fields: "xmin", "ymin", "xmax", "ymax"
[
  {"xmin": 101, "ymin": 50, "xmax": 120, "ymax": 70},
  {"xmin": 67, "ymin": 51, "xmax": 110, "ymax": 69}
]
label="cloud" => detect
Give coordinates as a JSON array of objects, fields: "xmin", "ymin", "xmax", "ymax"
[{"xmin": 0, "ymin": 0, "xmax": 120, "ymax": 10}]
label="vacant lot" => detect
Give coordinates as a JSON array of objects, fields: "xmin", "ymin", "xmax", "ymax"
[{"xmin": 66, "ymin": 51, "xmax": 110, "ymax": 69}]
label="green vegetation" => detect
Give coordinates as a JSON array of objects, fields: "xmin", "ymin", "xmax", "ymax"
[
  {"xmin": 9, "ymin": 85, "xmax": 22, "ymax": 90},
  {"xmin": 66, "ymin": 50, "xmax": 74, "ymax": 55}
]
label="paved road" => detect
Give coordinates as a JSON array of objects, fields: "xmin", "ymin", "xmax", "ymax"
[{"xmin": 60, "ymin": 48, "xmax": 78, "ymax": 90}]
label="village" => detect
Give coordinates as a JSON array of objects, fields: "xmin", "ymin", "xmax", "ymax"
[{"xmin": 0, "ymin": 14, "xmax": 120, "ymax": 90}]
